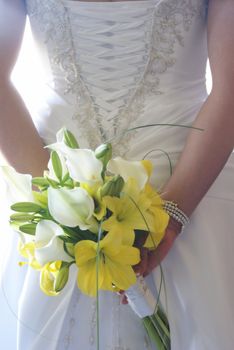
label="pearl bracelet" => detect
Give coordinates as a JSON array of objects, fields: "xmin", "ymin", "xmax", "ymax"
[{"xmin": 163, "ymin": 200, "xmax": 190, "ymax": 233}]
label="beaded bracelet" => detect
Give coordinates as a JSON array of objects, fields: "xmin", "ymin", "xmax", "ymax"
[{"xmin": 163, "ymin": 200, "xmax": 190, "ymax": 233}]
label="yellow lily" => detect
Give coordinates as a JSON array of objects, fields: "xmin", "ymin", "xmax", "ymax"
[
  {"xmin": 103, "ymin": 177, "xmax": 169, "ymax": 249},
  {"xmin": 40, "ymin": 261, "xmax": 62, "ymax": 296},
  {"xmin": 123, "ymin": 179, "xmax": 169, "ymax": 248},
  {"xmin": 81, "ymin": 182, "xmax": 106, "ymax": 221},
  {"xmin": 102, "ymin": 194, "xmax": 148, "ymax": 245},
  {"xmin": 102, "ymin": 178, "xmax": 153, "ymax": 245},
  {"xmin": 142, "ymin": 184, "xmax": 169, "ymax": 248},
  {"xmin": 75, "ymin": 230, "xmax": 140, "ymax": 296},
  {"xmin": 107, "ymin": 157, "xmax": 152, "ymax": 190},
  {"xmin": 18, "ymin": 240, "xmax": 42, "ymax": 270}
]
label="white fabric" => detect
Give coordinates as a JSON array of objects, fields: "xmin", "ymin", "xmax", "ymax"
[{"xmin": 1, "ymin": 0, "xmax": 234, "ymax": 349}]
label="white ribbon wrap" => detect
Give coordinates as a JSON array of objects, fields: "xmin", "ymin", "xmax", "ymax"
[{"xmin": 125, "ymin": 276, "xmax": 157, "ymax": 318}]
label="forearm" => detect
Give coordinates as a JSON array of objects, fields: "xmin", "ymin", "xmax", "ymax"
[
  {"xmin": 0, "ymin": 80, "xmax": 49, "ymax": 176},
  {"xmin": 161, "ymin": 91, "xmax": 234, "ymax": 216}
]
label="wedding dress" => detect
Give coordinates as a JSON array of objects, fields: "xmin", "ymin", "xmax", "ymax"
[{"xmin": 1, "ymin": 0, "xmax": 234, "ymax": 349}]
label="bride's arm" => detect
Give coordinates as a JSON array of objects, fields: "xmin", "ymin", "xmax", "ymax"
[
  {"xmin": 161, "ymin": 0, "xmax": 234, "ymax": 216},
  {"xmin": 137, "ymin": 0, "xmax": 234, "ymax": 275},
  {"xmin": 0, "ymin": 0, "xmax": 49, "ymax": 176}
]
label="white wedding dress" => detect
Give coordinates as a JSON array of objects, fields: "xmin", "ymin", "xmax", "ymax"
[{"xmin": 1, "ymin": 0, "xmax": 234, "ymax": 349}]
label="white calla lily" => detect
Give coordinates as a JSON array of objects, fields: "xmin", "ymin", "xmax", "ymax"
[
  {"xmin": 46, "ymin": 142, "xmax": 103, "ymax": 185},
  {"xmin": 48, "ymin": 187, "xmax": 97, "ymax": 231},
  {"xmin": 34, "ymin": 220, "xmax": 73, "ymax": 266},
  {"xmin": 65, "ymin": 148, "xmax": 103, "ymax": 184},
  {"xmin": 56, "ymin": 128, "xmax": 65, "ymax": 143},
  {"xmin": 107, "ymin": 157, "xmax": 149, "ymax": 190},
  {"xmin": 45, "ymin": 141, "xmax": 67, "ymax": 154},
  {"xmin": 0, "ymin": 166, "xmax": 33, "ymax": 203}
]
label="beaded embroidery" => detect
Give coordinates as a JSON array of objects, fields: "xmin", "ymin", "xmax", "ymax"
[{"xmin": 25, "ymin": 0, "xmax": 206, "ymax": 155}]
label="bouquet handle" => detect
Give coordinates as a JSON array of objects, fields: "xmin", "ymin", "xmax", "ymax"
[{"xmin": 125, "ymin": 276, "xmax": 157, "ymax": 318}]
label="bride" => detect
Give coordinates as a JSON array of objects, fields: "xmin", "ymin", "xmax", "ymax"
[{"xmin": 0, "ymin": 0, "xmax": 234, "ymax": 349}]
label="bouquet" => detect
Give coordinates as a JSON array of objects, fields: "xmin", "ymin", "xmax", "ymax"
[{"xmin": 2, "ymin": 128, "xmax": 171, "ymax": 349}]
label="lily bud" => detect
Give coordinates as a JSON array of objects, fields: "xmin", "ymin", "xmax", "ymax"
[
  {"xmin": 63, "ymin": 129, "xmax": 79, "ymax": 149},
  {"xmin": 95, "ymin": 143, "xmax": 112, "ymax": 168},
  {"xmin": 100, "ymin": 175, "xmax": 124, "ymax": 198},
  {"xmin": 55, "ymin": 263, "xmax": 70, "ymax": 292}
]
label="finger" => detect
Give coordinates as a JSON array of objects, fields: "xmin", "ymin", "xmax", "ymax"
[
  {"xmin": 118, "ymin": 289, "xmax": 125, "ymax": 294},
  {"xmin": 144, "ymin": 228, "xmax": 177, "ymax": 275},
  {"xmin": 133, "ymin": 247, "xmax": 148, "ymax": 275},
  {"xmin": 119, "ymin": 293, "xmax": 128, "ymax": 305}
]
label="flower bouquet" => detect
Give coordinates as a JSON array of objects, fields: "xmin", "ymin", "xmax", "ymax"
[{"xmin": 2, "ymin": 128, "xmax": 171, "ymax": 349}]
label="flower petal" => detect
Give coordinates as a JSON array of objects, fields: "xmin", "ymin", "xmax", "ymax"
[
  {"xmin": 100, "ymin": 230, "xmax": 122, "ymax": 256},
  {"xmin": 75, "ymin": 240, "xmax": 97, "ymax": 266},
  {"xmin": 111, "ymin": 246, "xmax": 140, "ymax": 266},
  {"xmin": 106, "ymin": 259, "xmax": 137, "ymax": 290},
  {"xmin": 48, "ymin": 187, "xmax": 95, "ymax": 228},
  {"xmin": 141, "ymin": 160, "xmax": 153, "ymax": 178},
  {"xmin": 0, "ymin": 166, "xmax": 33, "ymax": 203},
  {"xmin": 107, "ymin": 157, "xmax": 148, "ymax": 190},
  {"xmin": 77, "ymin": 259, "xmax": 104, "ymax": 297},
  {"xmin": 65, "ymin": 148, "xmax": 103, "ymax": 184},
  {"xmin": 40, "ymin": 263, "xmax": 59, "ymax": 296},
  {"xmin": 35, "ymin": 235, "xmax": 72, "ymax": 266},
  {"xmin": 35, "ymin": 220, "xmax": 64, "ymax": 245},
  {"xmin": 34, "ymin": 220, "xmax": 72, "ymax": 265}
]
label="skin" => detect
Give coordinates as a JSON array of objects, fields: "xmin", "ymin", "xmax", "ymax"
[
  {"xmin": 0, "ymin": 0, "xmax": 49, "ymax": 176},
  {"xmin": 1, "ymin": 0, "xmax": 234, "ymax": 298},
  {"xmin": 140, "ymin": 0, "xmax": 234, "ymax": 275}
]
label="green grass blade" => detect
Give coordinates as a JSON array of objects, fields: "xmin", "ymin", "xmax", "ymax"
[{"xmin": 143, "ymin": 316, "xmax": 166, "ymax": 350}]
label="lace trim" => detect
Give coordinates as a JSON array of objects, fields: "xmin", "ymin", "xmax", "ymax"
[{"xmin": 26, "ymin": 0, "xmax": 205, "ymax": 156}]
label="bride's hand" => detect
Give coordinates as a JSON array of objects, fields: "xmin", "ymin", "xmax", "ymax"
[
  {"xmin": 134, "ymin": 217, "xmax": 182, "ymax": 277},
  {"xmin": 119, "ymin": 218, "xmax": 181, "ymax": 304}
]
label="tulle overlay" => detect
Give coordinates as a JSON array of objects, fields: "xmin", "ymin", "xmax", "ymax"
[{"xmin": 1, "ymin": 0, "xmax": 234, "ymax": 349}]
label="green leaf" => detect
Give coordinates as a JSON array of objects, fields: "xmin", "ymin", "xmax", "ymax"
[
  {"xmin": 46, "ymin": 177, "xmax": 60, "ymax": 189},
  {"xmin": 157, "ymin": 306, "xmax": 170, "ymax": 329},
  {"xmin": 58, "ymin": 235, "xmax": 77, "ymax": 244},
  {"xmin": 143, "ymin": 316, "xmax": 167, "ymax": 350},
  {"xmin": 63, "ymin": 227, "xmax": 97, "ymax": 242},
  {"xmin": 32, "ymin": 177, "xmax": 49, "ymax": 188},
  {"xmin": 51, "ymin": 151, "xmax": 63, "ymax": 181},
  {"xmin": 19, "ymin": 223, "xmax": 37, "ymax": 235},
  {"xmin": 63, "ymin": 242, "xmax": 75, "ymax": 258},
  {"xmin": 64, "ymin": 129, "xmax": 79, "ymax": 149},
  {"xmin": 67, "ymin": 178, "xmax": 76, "ymax": 187},
  {"xmin": 10, "ymin": 213, "xmax": 35, "ymax": 222},
  {"xmin": 153, "ymin": 313, "xmax": 170, "ymax": 342},
  {"xmin": 61, "ymin": 172, "xmax": 70, "ymax": 184},
  {"xmin": 11, "ymin": 202, "xmax": 42, "ymax": 213}
]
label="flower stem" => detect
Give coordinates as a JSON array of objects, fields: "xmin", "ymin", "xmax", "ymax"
[
  {"xmin": 143, "ymin": 316, "xmax": 166, "ymax": 350},
  {"xmin": 96, "ymin": 223, "xmax": 103, "ymax": 350}
]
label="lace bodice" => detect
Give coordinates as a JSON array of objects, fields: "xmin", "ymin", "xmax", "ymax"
[{"xmin": 25, "ymin": 0, "xmax": 208, "ymax": 157}]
